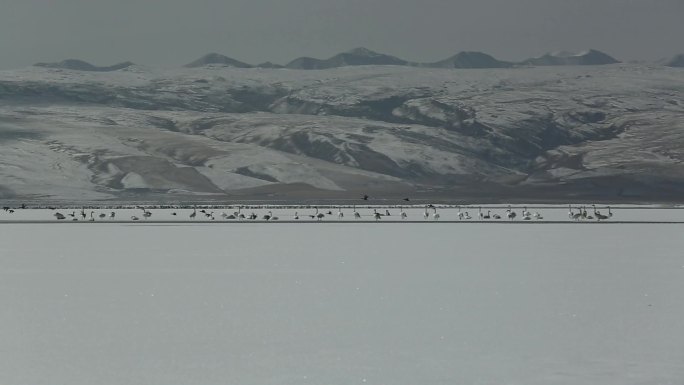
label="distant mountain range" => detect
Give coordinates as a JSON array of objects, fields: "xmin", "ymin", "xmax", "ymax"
[{"xmin": 33, "ymin": 48, "xmax": 684, "ymax": 72}]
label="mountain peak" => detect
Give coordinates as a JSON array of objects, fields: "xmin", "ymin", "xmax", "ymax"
[
  {"xmin": 524, "ymin": 49, "xmax": 619, "ymax": 66},
  {"xmin": 286, "ymin": 48, "xmax": 408, "ymax": 69},
  {"xmin": 429, "ymin": 51, "xmax": 512, "ymax": 69},
  {"xmin": 184, "ymin": 53, "xmax": 252, "ymax": 68}
]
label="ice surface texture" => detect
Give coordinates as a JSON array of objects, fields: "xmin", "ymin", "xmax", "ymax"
[{"xmin": 1, "ymin": 222, "xmax": 683, "ymax": 385}]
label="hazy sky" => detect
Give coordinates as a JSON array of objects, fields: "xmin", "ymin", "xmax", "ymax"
[{"xmin": 0, "ymin": 0, "xmax": 682, "ymax": 69}]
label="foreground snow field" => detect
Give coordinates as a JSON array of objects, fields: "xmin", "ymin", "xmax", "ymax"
[{"xmin": 1, "ymin": 221, "xmax": 683, "ymax": 384}]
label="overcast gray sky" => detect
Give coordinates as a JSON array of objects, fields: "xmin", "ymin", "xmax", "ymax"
[{"xmin": 0, "ymin": 0, "xmax": 682, "ymax": 69}]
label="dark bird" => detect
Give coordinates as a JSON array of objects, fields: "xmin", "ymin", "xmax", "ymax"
[{"xmin": 363, "ymin": 195, "xmax": 369, "ymax": 201}]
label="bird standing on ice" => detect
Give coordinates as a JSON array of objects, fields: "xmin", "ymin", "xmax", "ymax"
[
  {"xmin": 593, "ymin": 205, "xmax": 609, "ymax": 221},
  {"xmin": 506, "ymin": 206, "xmax": 516, "ymax": 220},
  {"xmin": 522, "ymin": 206, "xmax": 531, "ymax": 218}
]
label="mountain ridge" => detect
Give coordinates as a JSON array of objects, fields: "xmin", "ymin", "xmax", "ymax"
[{"xmin": 36, "ymin": 48, "xmax": 684, "ymax": 73}]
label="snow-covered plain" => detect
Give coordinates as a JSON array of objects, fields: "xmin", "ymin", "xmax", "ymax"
[{"xmin": 1, "ymin": 217, "xmax": 683, "ymax": 384}]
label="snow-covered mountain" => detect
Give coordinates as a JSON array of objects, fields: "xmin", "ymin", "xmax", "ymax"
[
  {"xmin": 286, "ymin": 48, "xmax": 408, "ymax": 69},
  {"xmin": 0, "ymin": 63, "xmax": 682, "ymax": 203},
  {"xmin": 523, "ymin": 49, "xmax": 619, "ymax": 66},
  {"xmin": 428, "ymin": 51, "xmax": 512, "ymax": 69}
]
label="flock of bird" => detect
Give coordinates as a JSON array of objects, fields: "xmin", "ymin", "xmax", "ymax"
[
  {"xmin": 568, "ymin": 205, "xmax": 613, "ymax": 221},
  {"xmin": 3, "ymin": 204, "xmax": 615, "ymax": 222}
]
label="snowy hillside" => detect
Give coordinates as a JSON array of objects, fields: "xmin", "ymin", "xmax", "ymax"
[{"xmin": 0, "ymin": 63, "xmax": 682, "ymax": 202}]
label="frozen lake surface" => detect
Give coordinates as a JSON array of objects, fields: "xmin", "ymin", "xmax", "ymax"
[
  {"xmin": 1, "ymin": 221, "xmax": 683, "ymax": 384},
  {"xmin": 2, "ymin": 205, "xmax": 684, "ymax": 223}
]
